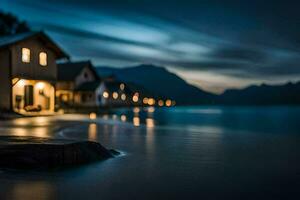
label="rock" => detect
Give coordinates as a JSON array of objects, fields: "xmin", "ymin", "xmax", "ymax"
[{"xmin": 0, "ymin": 136, "xmax": 117, "ymax": 170}]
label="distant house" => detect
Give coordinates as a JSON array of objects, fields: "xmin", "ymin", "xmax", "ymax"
[
  {"xmin": 0, "ymin": 31, "xmax": 69, "ymax": 115},
  {"xmin": 56, "ymin": 61, "xmax": 100, "ymax": 109},
  {"xmin": 96, "ymin": 80, "xmax": 131, "ymax": 107}
]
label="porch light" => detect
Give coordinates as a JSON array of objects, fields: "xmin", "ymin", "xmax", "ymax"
[
  {"xmin": 36, "ymin": 82, "xmax": 45, "ymax": 90},
  {"xmin": 18, "ymin": 79, "xmax": 26, "ymax": 87}
]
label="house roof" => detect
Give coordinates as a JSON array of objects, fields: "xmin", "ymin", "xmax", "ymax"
[
  {"xmin": 75, "ymin": 81, "xmax": 101, "ymax": 92},
  {"xmin": 57, "ymin": 61, "xmax": 99, "ymax": 81},
  {"xmin": 0, "ymin": 31, "xmax": 69, "ymax": 59}
]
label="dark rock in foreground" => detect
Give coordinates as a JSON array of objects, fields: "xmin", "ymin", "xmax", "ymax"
[{"xmin": 0, "ymin": 136, "xmax": 116, "ymax": 170}]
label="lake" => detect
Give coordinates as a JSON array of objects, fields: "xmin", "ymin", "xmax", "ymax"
[{"xmin": 0, "ymin": 106, "xmax": 299, "ymax": 199}]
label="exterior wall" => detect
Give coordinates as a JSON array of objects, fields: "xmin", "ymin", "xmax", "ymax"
[
  {"xmin": 0, "ymin": 48, "xmax": 12, "ymax": 110},
  {"xmin": 74, "ymin": 92, "xmax": 97, "ymax": 107},
  {"xmin": 10, "ymin": 38, "xmax": 57, "ymax": 81},
  {"xmin": 74, "ymin": 67, "xmax": 97, "ymax": 87},
  {"xmin": 56, "ymin": 81, "xmax": 74, "ymax": 90}
]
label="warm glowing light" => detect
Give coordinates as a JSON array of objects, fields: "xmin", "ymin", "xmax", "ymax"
[
  {"xmin": 148, "ymin": 107, "xmax": 155, "ymax": 113},
  {"xmin": 148, "ymin": 98, "xmax": 155, "ymax": 106},
  {"xmin": 132, "ymin": 95, "xmax": 139, "ymax": 102},
  {"xmin": 143, "ymin": 97, "xmax": 149, "ymax": 104},
  {"xmin": 113, "ymin": 92, "xmax": 119, "ymax": 99},
  {"xmin": 103, "ymin": 91, "xmax": 109, "ymax": 98},
  {"xmin": 120, "ymin": 83, "xmax": 125, "ymax": 90},
  {"xmin": 121, "ymin": 94, "xmax": 126, "ymax": 100},
  {"xmin": 146, "ymin": 118, "xmax": 155, "ymax": 128},
  {"xmin": 39, "ymin": 52, "xmax": 47, "ymax": 66},
  {"xmin": 36, "ymin": 82, "xmax": 44, "ymax": 90},
  {"xmin": 89, "ymin": 112, "xmax": 97, "ymax": 119},
  {"xmin": 88, "ymin": 123, "xmax": 97, "ymax": 141},
  {"xmin": 22, "ymin": 48, "xmax": 30, "ymax": 63},
  {"xmin": 133, "ymin": 117, "xmax": 140, "ymax": 126},
  {"xmin": 158, "ymin": 100, "xmax": 164, "ymax": 106},
  {"xmin": 121, "ymin": 115, "xmax": 127, "ymax": 122},
  {"xmin": 133, "ymin": 107, "xmax": 140, "ymax": 113},
  {"xmin": 165, "ymin": 99, "xmax": 172, "ymax": 107},
  {"xmin": 18, "ymin": 79, "xmax": 26, "ymax": 87}
]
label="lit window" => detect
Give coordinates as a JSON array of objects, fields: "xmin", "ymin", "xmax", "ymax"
[
  {"xmin": 22, "ymin": 48, "xmax": 30, "ymax": 63},
  {"xmin": 39, "ymin": 52, "xmax": 47, "ymax": 66}
]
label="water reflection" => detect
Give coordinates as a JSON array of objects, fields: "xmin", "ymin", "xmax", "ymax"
[
  {"xmin": 8, "ymin": 181, "xmax": 55, "ymax": 200},
  {"xmin": 88, "ymin": 123, "xmax": 97, "ymax": 141},
  {"xmin": 133, "ymin": 117, "xmax": 140, "ymax": 127},
  {"xmin": 146, "ymin": 118, "xmax": 155, "ymax": 128}
]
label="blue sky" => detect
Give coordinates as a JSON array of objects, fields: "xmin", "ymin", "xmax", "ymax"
[{"xmin": 2, "ymin": 0, "xmax": 300, "ymax": 93}]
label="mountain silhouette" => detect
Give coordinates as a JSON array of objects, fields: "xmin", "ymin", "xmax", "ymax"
[
  {"xmin": 96, "ymin": 64, "xmax": 300, "ymax": 105},
  {"xmin": 96, "ymin": 64, "xmax": 217, "ymax": 105}
]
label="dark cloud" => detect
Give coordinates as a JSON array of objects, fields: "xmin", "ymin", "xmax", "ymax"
[{"xmin": 2, "ymin": 0, "xmax": 300, "ymax": 92}]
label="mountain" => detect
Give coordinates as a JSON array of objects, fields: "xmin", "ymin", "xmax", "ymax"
[
  {"xmin": 219, "ymin": 82, "xmax": 300, "ymax": 105},
  {"xmin": 96, "ymin": 64, "xmax": 217, "ymax": 105}
]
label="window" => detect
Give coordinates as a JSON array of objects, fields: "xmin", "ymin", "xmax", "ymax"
[
  {"xmin": 39, "ymin": 52, "xmax": 47, "ymax": 66},
  {"xmin": 22, "ymin": 48, "xmax": 30, "ymax": 63}
]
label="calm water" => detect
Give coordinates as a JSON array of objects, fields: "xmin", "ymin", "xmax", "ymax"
[{"xmin": 0, "ymin": 106, "xmax": 300, "ymax": 200}]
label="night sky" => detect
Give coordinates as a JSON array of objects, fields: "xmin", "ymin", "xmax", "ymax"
[{"xmin": 2, "ymin": 0, "xmax": 300, "ymax": 93}]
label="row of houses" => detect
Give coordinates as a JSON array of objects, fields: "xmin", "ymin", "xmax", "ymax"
[{"xmin": 0, "ymin": 31, "xmax": 174, "ymax": 116}]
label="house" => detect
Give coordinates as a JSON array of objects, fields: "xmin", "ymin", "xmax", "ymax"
[
  {"xmin": 96, "ymin": 80, "xmax": 131, "ymax": 107},
  {"xmin": 0, "ymin": 31, "xmax": 69, "ymax": 115},
  {"xmin": 56, "ymin": 61, "xmax": 100, "ymax": 109}
]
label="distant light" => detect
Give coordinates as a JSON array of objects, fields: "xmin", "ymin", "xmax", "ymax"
[
  {"xmin": 133, "ymin": 117, "xmax": 140, "ymax": 127},
  {"xmin": 132, "ymin": 95, "xmax": 139, "ymax": 103},
  {"xmin": 121, "ymin": 115, "xmax": 127, "ymax": 122},
  {"xmin": 121, "ymin": 94, "xmax": 126, "ymax": 101},
  {"xmin": 120, "ymin": 83, "xmax": 125, "ymax": 90},
  {"xmin": 143, "ymin": 97, "xmax": 149, "ymax": 104},
  {"xmin": 89, "ymin": 112, "xmax": 97, "ymax": 120},
  {"xmin": 158, "ymin": 100, "xmax": 164, "ymax": 107},
  {"xmin": 113, "ymin": 92, "xmax": 119, "ymax": 99},
  {"xmin": 103, "ymin": 91, "xmax": 109, "ymax": 98},
  {"xmin": 165, "ymin": 99, "xmax": 172, "ymax": 107},
  {"xmin": 148, "ymin": 98, "xmax": 155, "ymax": 106}
]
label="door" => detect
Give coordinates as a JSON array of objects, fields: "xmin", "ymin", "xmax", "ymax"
[{"xmin": 24, "ymin": 85, "xmax": 34, "ymax": 107}]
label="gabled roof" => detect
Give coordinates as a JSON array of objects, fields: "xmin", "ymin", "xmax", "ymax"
[
  {"xmin": 57, "ymin": 61, "xmax": 100, "ymax": 81},
  {"xmin": 0, "ymin": 31, "xmax": 69, "ymax": 59},
  {"xmin": 75, "ymin": 81, "xmax": 101, "ymax": 92}
]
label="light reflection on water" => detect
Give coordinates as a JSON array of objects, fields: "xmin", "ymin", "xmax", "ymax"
[{"xmin": 0, "ymin": 107, "xmax": 300, "ymax": 199}]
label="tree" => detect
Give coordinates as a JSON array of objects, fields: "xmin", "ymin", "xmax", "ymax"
[{"xmin": 0, "ymin": 12, "xmax": 30, "ymax": 36}]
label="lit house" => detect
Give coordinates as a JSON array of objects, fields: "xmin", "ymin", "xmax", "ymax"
[
  {"xmin": 96, "ymin": 80, "xmax": 131, "ymax": 107},
  {"xmin": 0, "ymin": 31, "xmax": 68, "ymax": 115},
  {"xmin": 56, "ymin": 61, "xmax": 100, "ymax": 109}
]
